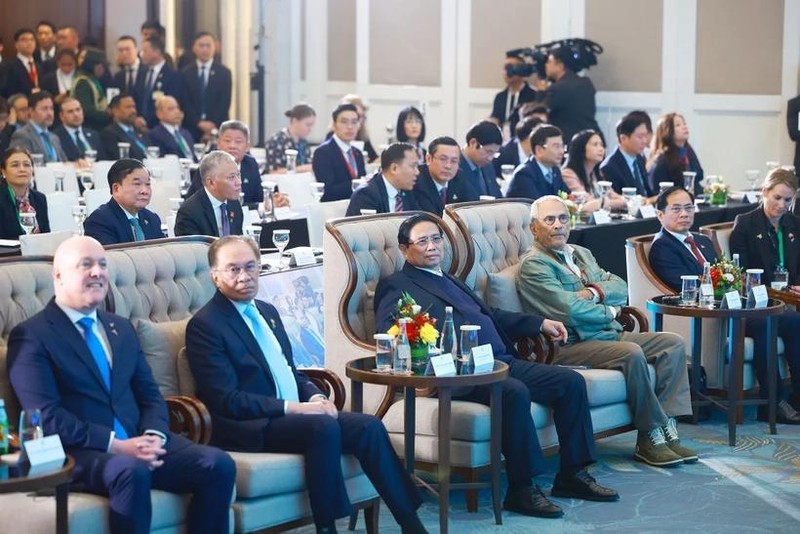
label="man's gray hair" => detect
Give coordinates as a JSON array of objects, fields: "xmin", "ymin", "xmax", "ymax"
[
  {"xmin": 219, "ymin": 120, "xmax": 250, "ymax": 141},
  {"xmin": 199, "ymin": 150, "xmax": 236, "ymax": 183},
  {"xmin": 530, "ymin": 195, "xmax": 569, "ymax": 222}
]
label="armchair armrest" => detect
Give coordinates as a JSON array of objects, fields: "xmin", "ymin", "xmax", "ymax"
[
  {"xmin": 618, "ymin": 306, "xmax": 649, "ymax": 333},
  {"xmin": 516, "ymin": 334, "xmax": 558, "ymax": 364},
  {"xmin": 305, "ymin": 369, "xmax": 347, "ymax": 411},
  {"xmin": 166, "ymin": 396, "xmax": 212, "ymax": 445}
]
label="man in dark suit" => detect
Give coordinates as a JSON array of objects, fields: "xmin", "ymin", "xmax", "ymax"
[
  {"xmin": 374, "ymin": 214, "xmax": 618, "ymax": 518},
  {"xmin": 312, "ymin": 103, "xmax": 367, "ymax": 202},
  {"xmin": 55, "ymin": 25, "xmax": 81, "ymax": 55},
  {"xmin": 176, "ymin": 150, "xmax": 244, "ymax": 237},
  {"xmin": 787, "ymin": 95, "xmax": 800, "ymax": 173},
  {"xmin": 84, "ymin": 159, "xmax": 163, "ymax": 245},
  {"xmin": 601, "ymin": 112, "xmax": 655, "ymax": 199},
  {"xmin": 111, "ymin": 36, "xmax": 142, "ymax": 97},
  {"xmin": 413, "ymin": 136, "xmax": 478, "ymax": 216},
  {"xmin": 100, "ymin": 94, "xmax": 152, "ymax": 160},
  {"xmin": 2, "ymin": 28, "xmax": 40, "ymax": 98},
  {"xmin": 493, "ymin": 116, "xmax": 541, "ymax": 178},
  {"xmin": 148, "ymin": 95, "xmax": 195, "ymax": 159},
  {"xmin": 490, "ymin": 54, "xmax": 541, "ymax": 134},
  {"xmin": 506, "ymin": 124, "xmax": 569, "ymax": 200},
  {"xmin": 53, "ymin": 96, "xmax": 103, "ymax": 162},
  {"xmin": 10, "ymin": 90, "xmax": 67, "ymax": 162},
  {"xmin": 181, "ymin": 32, "xmax": 232, "ymax": 142},
  {"xmin": 543, "ymin": 47, "xmax": 601, "ymax": 145},
  {"xmin": 460, "ymin": 121, "xmax": 503, "ymax": 198},
  {"xmin": 648, "ymin": 186, "xmax": 718, "ymax": 291},
  {"xmin": 345, "ymin": 142, "xmax": 420, "ymax": 216},
  {"xmin": 34, "ymin": 21, "xmax": 58, "ymax": 77},
  {"xmin": 7, "ymin": 235, "xmax": 236, "ymax": 534},
  {"xmin": 135, "ymin": 36, "xmax": 185, "ymax": 129},
  {"xmin": 186, "ymin": 236, "xmax": 425, "ymax": 533}
]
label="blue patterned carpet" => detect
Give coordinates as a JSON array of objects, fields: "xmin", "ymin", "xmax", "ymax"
[{"xmin": 287, "ymin": 415, "xmax": 800, "ymax": 533}]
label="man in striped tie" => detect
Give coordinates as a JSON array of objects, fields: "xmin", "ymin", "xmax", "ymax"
[
  {"xmin": 149, "ymin": 95, "xmax": 196, "ymax": 159},
  {"xmin": 345, "ymin": 142, "xmax": 421, "ymax": 216},
  {"xmin": 100, "ymin": 94, "xmax": 152, "ymax": 160}
]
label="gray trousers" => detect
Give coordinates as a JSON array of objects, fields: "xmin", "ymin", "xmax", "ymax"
[{"xmin": 555, "ymin": 332, "xmax": 692, "ymax": 432}]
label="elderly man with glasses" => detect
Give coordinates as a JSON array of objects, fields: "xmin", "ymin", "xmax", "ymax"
[{"xmin": 516, "ymin": 194, "xmax": 696, "ymax": 468}]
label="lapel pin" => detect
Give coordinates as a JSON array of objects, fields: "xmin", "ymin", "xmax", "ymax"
[
  {"xmin": 143, "ymin": 219, "xmax": 149, "ymax": 225},
  {"xmin": 109, "ymin": 322, "xmax": 118, "ymax": 336},
  {"xmin": 270, "ymin": 318, "xmax": 277, "ymax": 330},
  {"xmin": 790, "ymin": 233, "xmax": 795, "ymax": 242},
  {"xmin": 453, "ymin": 194, "xmax": 458, "ymax": 200},
  {"xmin": 756, "ymin": 233, "xmax": 763, "ymax": 240}
]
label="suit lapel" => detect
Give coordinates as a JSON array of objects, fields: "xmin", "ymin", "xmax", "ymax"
[
  {"xmin": 199, "ymin": 192, "xmax": 221, "ymax": 235},
  {"xmin": 44, "ymin": 302, "xmax": 109, "ymax": 392},
  {"xmin": 215, "ymin": 293, "xmax": 277, "ymax": 384},
  {"xmin": 98, "ymin": 311, "xmax": 125, "ymax": 396}
]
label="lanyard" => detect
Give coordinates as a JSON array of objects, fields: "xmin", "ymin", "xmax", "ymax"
[{"xmin": 777, "ymin": 226, "xmax": 785, "ymax": 269}]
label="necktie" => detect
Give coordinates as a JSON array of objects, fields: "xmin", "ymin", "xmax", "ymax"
[
  {"xmin": 243, "ymin": 304, "xmax": 299, "ymax": 402},
  {"xmin": 684, "ymin": 236, "xmax": 706, "ymax": 266},
  {"xmin": 439, "ymin": 186, "xmax": 448, "ymax": 208},
  {"xmin": 544, "ymin": 169, "xmax": 554, "ymax": 184},
  {"xmin": 38, "ymin": 132, "xmax": 57, "ymax": 161},
  {"xmin": 76, "ymin": 317, "xmax": 128, "ymax": 439},
  {"xmin": 295, "ymin": 140, "xmax": 307, "ymax": 165},
  {"xmin": 394, "ymin": 193, "xmax": 404, "ymax": 213},
  {"xmin": 125, "ymin": 67, "xmax": 133, "ymax": 92},
  {"xmin": 28, "ymin": 60, "xmax": 38, "ymax": 87},
  {"xmin": 475, "ymin": 167, "xmax": 488, "ymax": 195},
  {"xmin": 632, "ymin": 160, "xmax": 646, "ymax": 195},
  {"xmin": 145, "ymin": 68, "xmax": 155, "ymax": 92},
  {"xmin": 346, "ymin": 148, "xmax": 358, "ymax": 179},
  {"xmin": 198, "ymin": 66, "xmax": 207, "ymax": 118},
  {"xmin": 219, "ymin": 202, "xmax": 231, "ymax": 236},
  {"xmin": 125, "ymin": 127, "xmax": 147, "ymax": 153},
  {"xmin": 129, "ymin": 217, "xmax": 145, "ymax": 241},
  {"xmin": 74, "ymin": 130, "xmax": 88, "ymax": 156},
  {"xmin": 173, "ymin": 129, "xmax": 190, "ymax": 157}
]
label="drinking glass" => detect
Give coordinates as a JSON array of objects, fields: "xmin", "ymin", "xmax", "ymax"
[
  {"xmin": 19, "ymin": 409, "xmax": 44, "ymax": 451},
  {"xmin": 54, "ymin": 169, "xmax": 66, "ymax": 192},
  {"xmin": 374, "ymin": 334, "xmax": 394, "ymax": 373},
  {"xmin": 766, "ymin": 161, "xmax": 780, "ymax": 173},
  {"xmin": 193, "ymin": 143, "xmax": 206, "ymax": 161},
  {"xmin": 682, "ymin": 171, "xmax": 697, "ymax": 192},
  {"xmin": 310, "ymin": 182, "xmax": 325, "ymax": 202},
  {"xmin": 500, "ymin": 164, "xmax": 515, "ymax": 183},
  {"xmin": 117, "ymin": 142, "xmax": 130, "ymax": 159},
  {"xmin": 621, "ymin": 187, "xmax": 637, "ymax": 218},
  {"xmin": 244, "ymin": 225, "xmax": 262, "ymax": 248},
  {"xmin": 72, "ymin": 205, "xmax": 87, "ymax": 235},
  {"xmin": 79, "ymin": 171, "xmax": 94, "ymax": 192},
  {"xmin": 680, "ymin": 275, "xmax": 699, "ymax": 306},
  {"xmin": 84, "ymin": 149, "xmax": 97, "ymax": 166},
  {"xmin": 146, "ymin": 146, "xmax": 160, "ymax": 159},
  {"xmin": 285, "ymin": 149, "xmax": 298, "ymax": 172},
  {"xmin": 272, "ymin": 229, "xmax": 291, "ymax": 270},
  {"xmin": 259, "ymin": 181, "xmax": 276, "ymax": 222},
  {"xmin": 745, "ymin": 268, "xmax": 763, "ymax": 296},
  {"xmin": 31, "ymin": 153, "xmax": 45, "ymax": 167},
  {"xmin": 597, "ymin": 180, "xmax": 613, "ymax": 210},
  {"xmin": 772, "ymin": 268, "xmax": 789, "ymax": 291},
  {"xmin": 458, "ymin": 325, "xmax": 480, "ymax": 375},
  {"xmin": 19, "ymin": 211, "xmax": 37, "ymax": 234},
  {"xmin": 745, "ymin": 170, "xmax": 760, "ymax": 191}
]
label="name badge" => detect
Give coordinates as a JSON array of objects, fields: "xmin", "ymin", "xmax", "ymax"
[
  {"xmin": 720, "ymin": 290, "xmax": 742, "ymax": 309},
  {"xmin": 430, "ymin": 354, "xmax": 457, "ymax": 377},
  {"xmin": 24, "ymin": 434, "xmax": 66, "ymax": 474},
  {"xmin": 273, "ymin": 207, "xmax": 293, "ymax": 220},
  {"xmin": 290, "ymin": 247, "xmax": 316, "ymax": 267},
  {"xmin": 591, "ymin": 210, "xmax": 612, "ymax": 225},
  {"xmin": 743, "ymin": 191, "xmax": 759, "ymax": 203},
  {"xmin": 638, "ymin": 205, "xmax": 657, "ymax": 218},
  {"xmin": 471, "ymin": 344, "xmax": 495, "ymax": 374},
  {"xmin": 748, "ymin": 285, "xmax": 769, "ymax": 309}
]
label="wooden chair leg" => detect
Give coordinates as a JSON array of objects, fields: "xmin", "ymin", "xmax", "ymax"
[
  {"xmin": 365, "ymin": 498, "xmax": 380, "ymax": 534},
  {"xmin": 466, "ymin": 469, "xmax": 479, "ymax": 513}
]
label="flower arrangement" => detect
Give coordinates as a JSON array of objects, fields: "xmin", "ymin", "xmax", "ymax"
[
  {"xmin": 387, "ymin": 292, "xmax": 439, "ymax": 346},
  {"xmin": 704, "ymin": 176, "xmax": 729, "ymax": 206},
  {"xmin": 709, "ymin": 258, "xmax": 743, "ymax": 298},
  {"xmin": 558, "ymin": 190, "xmax": 580, "ymax": 224}
]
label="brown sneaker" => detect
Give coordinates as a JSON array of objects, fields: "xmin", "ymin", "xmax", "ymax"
[
  {"xmin": 634, "ymin": 427, "xmax": 683, "ymax": 467},
  {"xmin": 663, "ymin": 417, "xmax": 699, "ymax": 463}
]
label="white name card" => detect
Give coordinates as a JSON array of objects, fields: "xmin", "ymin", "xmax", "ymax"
[
  {"xmin": 638, "ymin": 205, "xmax": 657, "ymax": 218},
  {"xmin": 290, "ymin": 247, "xmax": 317, "ymax": 266},
  {"xmin": 748, "ymin": 285, "xmax": 769, "ymax": 309},
  {"xmin": 720, "ymin": 290, "xmax": 742, "ymax": 309},
  {"xmin": 471, "ymin": 343, "xmax": 495, "ymax": 374},
  {"xmin": 592, "ymin": 210, "xmax": 612, "ymax": 225},
  {"xmin": 744, "ymin": 191, "xmax": 759, "ymax": 204},
  {"xmin": 24, "ymin": 434, "xmax": 65, "ymax": 474},
  {"xmin": 430, "ymin": 354, "xmax": 457, "ymax": 377}
]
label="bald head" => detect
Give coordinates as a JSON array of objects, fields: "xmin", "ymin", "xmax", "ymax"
[
  {"xmin": 53, "ymin": 236, "xmax": 109, "ymax": 314},
  {"xmin": 155, "ymin": 95, "xmax": 183, "ymax": 126}
]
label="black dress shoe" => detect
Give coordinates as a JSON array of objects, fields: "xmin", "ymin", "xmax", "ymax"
[
  {"xmin": 758, "ymin": 400, "xmax": 800, "ymax": 425},
  {"xmin": 551, "ymin": 470, "xmax": 620, "ymax": 502},
  {"xmin": 316, "ymin": 523, "xmax": 338, "ymax": 534},
  {"xmin": 503, "ymin": 485, "xmax": 564, "ymax": 518}
]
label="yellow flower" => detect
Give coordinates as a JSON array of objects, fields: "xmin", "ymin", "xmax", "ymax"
[
  {"xmin": 419, "ymin": 323, "xmax": 439, "ymax": 345},
  {"xmin": 387, "ymin": 325, "xmax": 399, "ymax": 337}
]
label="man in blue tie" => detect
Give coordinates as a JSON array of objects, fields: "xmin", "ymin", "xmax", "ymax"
[
  {"xmin": 83, "ymin": 158, "xmax": 163, "ymax": 245},
  {"xmin": 459, "ymin": 120, "xmax": 503, "ymax": 198},
  {"xmin": 186, "ymin": 236, "xmax": 426, "ymax": 534},
  {"xmin": 9, "ymin": 90, "xmax": 67, "ymax": 162},
  {"xmin": 7, "ymin": 235, "xmax": 236, "ymax": 534},
  {"xmin": 100, "ymin": 94, "xmax": 152, "ymax": 160},
  {"xmin": 600, "ymin": 111, "xmax": 656, "ymax": 200}
]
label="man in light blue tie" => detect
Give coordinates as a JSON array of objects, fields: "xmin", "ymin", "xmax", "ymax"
[
  {"xmin": 9, "ymin": 90, "xmax": 67, "ymax": 162},
  {"xmin": 506, "ymin": 123, "xmax": 570, "ymax": 200},
  {"xmin": 186, "ymin": 236, "xmax": 426, "ymax": 534},
  {"xmin": 100, "ymin": 94, "xmax": 152, "ymax": 160}
]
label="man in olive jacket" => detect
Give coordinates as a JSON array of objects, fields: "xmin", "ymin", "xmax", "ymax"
[{"xmin": 515, "ymin": 195, "xmax": 695, "ymax": 468}]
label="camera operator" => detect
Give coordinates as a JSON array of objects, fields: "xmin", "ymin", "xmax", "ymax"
[
  {"xmin": 543, "ymin": 46, "xmax": 601, "ymax": 145},
  {"xmin": 489, "ymin": 53, "xmax": 542, "ymax": 138}
]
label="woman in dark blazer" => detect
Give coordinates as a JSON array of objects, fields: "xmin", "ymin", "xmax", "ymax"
[
  {"xmin": 1, "ymin": 147, "xmax": 50, "ymax": 239},
  {"xmin": 395, "ymin": 106, "xmax": 427, "ymax": 164},
  {"xmin": 647, "ymin": 113, "xmax": 704, "ymax": 197},
  {"xmin": 730, "ymin": 168, "xmax": 800, "ymax": 422}
]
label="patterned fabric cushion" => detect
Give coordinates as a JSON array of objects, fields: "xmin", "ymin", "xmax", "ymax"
[{"xmin": 135, "ymin": 318, "xmax": 190, "ymax": 397}]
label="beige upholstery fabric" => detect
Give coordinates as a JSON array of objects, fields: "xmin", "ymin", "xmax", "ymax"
[
  {"xmin": 485, "ymin": 264, "xmax": 523, "ymax": 312},
  {"xmin": 105, "ymin": 239, "xmax": 215, "ymax": 322},
  {"xmin": 176, "ymin": 347, "xmax": 197, "ymax": 396},
  {"xmin": 19, "ymin": 230, "xmax": 75, "ymax": 256},
  {"xmin": 135, "ymin": 318, "xmax": 190, "ymax": 397},
  {"xmin": 0, "ymin": 258, "xmax": 55, "ymax": 339}
]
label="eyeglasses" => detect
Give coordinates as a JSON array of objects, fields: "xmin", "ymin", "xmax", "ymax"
[
  {"xmin": 539, "ymin": 214, "xmax": 570, "ymax": 226},
  {"xmin": 409, "ymin": 234, "xmax": 444, "ymax": 247},
  {"xmin": 221, "ymin": 171, "xmax": 241, "ymax": 182},
  {"xmin": 215, "ymin": 262, "xmax": 260, "ymax": 279},
  {"xmin": 542, "ymin": 142, "xmax": 565, "ymax": 151},
  {"xmin": 433, "ymin": 155, "xmax": 460, "ymax": 166},
  {"xmin": 665, "ymin": 204, "xmax": 696, "ymax": 214}
]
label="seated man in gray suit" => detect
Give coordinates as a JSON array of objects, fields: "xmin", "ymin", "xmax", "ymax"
[
  {"xmin": 516, "ymin": 195, "xmax": 696, "ymax": 468},
  {"xmin": 10, "ymin": 90, "xmax": 67, "ymax": 162}
]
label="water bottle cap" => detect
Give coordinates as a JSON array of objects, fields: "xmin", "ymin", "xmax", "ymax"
[
  {"xmin": 373, "ymin": 333, "xmax": 393, "ymax": 340},
  {"xmin": 0, "ymin": 399, "xmax": 4, "ymax": 407},
  {"xmin": 445, "ymin": 306, "xmax": 453, "ymax": 312}
]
